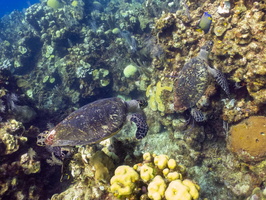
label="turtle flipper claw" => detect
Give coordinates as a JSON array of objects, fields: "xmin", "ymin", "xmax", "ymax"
[{"xmin": 129, "ymin": 113, "xmax": 148, "ymax": 139}]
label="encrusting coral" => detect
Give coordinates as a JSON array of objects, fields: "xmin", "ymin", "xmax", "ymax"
[
  {"xmin": 146, "ymin": 81, "xmax": 173, "ymax": 113},
  {"xmin": 90, "ymin": 151, "xmax": 115, "ymax": 183}
]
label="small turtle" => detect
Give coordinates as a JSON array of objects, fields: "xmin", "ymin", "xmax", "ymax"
[
  {"xmin": 174, "ymin": 40, "xmax": 229, "ymax": 122},
  {"xmin": 37, "ymin": 97, "xmax": 148, "ymax": 148}
]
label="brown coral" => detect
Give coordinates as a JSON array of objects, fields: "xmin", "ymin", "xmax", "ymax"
[{"xmin": 227, "ymin": 116, "xmax": 266, "ymax": 162}]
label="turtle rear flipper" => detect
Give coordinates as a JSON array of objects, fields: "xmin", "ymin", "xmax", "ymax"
[
  {"xmin": 37, "ymin": 131, "xmax": 49, "ymax": 146},
  {"xmin": 129, "ymin": 113, "xmax": 148, "ymax": 139},
  {"xmin": 208, "ymin": 67, "xmax": 230, "ymax": 96},
  {"xmin": 190, "ymin": 107, "xmax": 205, "ymax": 122}
]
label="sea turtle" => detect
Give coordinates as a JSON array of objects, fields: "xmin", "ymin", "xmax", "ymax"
[
  {"xmin": 174, "ymin": 40, "xmax": 229, "ymax": 122},
  {"xmin": 37, "ymin": 97, "xmax": 149, "ymax": 149}
]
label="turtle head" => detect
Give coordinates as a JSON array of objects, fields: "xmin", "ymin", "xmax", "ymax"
[
  {"xmin": 136, "ymin": 99, "xmax": 148, "ymax": 109},
  {"xmin": 38, "ymin": 132, "xmax": 74, "ymax": 161},
  {"xmin": 201, "ymin": 40, "xmax": 213, "ymax": 52},
  {"xmin": 199, "ymin": 40, "xmax": 213, "ymax": 60},
  {"xmin": 126, "ymin": 99, "xmax": 147, "ymax": 113}
]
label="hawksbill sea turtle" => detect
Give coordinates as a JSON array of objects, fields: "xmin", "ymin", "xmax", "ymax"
[
  {"xmin": 37, "ymin": 97, "xmax": 148, "ymax": 158},
  {"xmin": 174, "ymin": 40, "xmax": 229, "ymax": 122}
]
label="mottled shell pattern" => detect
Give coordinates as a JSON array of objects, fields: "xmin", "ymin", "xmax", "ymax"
[
  {"xmin": 174, "ymin": 41, "xmax": 213, "ymax": 112},
  {"xmin": 43, "ymin": 97, "xmax": 128, "ymax": 146}
]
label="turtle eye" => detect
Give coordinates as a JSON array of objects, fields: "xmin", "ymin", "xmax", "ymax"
[
  {"xmin": 137, "ymin": 100, "xmax": 148, "ymax": 108},
  {"xmin": 61, "ymin": 150, "xmax": 69, "ymax": 159}
]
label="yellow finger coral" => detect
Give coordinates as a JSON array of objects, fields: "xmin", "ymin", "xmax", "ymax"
[
  {"xmin": 154, "ymin": 154, "xmax": 169, "ymax": 169},
  {"xmin": 165, "ymin": 179, "xmax": 200, "ymax": 200},
  {"xmin": 140, "ymin": 163, "xmax": 154, "ymax": 182},
  {"xmin": 148, "ymin": 175, "xmax": 167, "ymax": 200},
  {"xmin": 110, "ymin": 165, "xmax": 139, "ymax": 196},
  {"xmin": 143, "ymin": 152, "xmax": 152, "ymax": 162},
  {"xmin": 167, "ymin": 159, "xmax": 177, "ymax": 170},
  {"xmin": 110, "ymin": 153, "xmax": 199, "ymax": 199},
  {"xmin": 166, "ymin": 171, "xmax": 182, "ymax": 181},
  {"xmin": 182, "ymin": 179, "xmax": 200, "ymax": 199}
]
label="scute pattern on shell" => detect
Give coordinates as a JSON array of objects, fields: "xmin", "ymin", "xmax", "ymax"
[
  {"xmin": 130, "ymin": 113, "xmax": 149, "ymax": 139},
  {"xmin": 174, "ymin": 57, "xmax": 209, "ymax": 112},
  {"xmin": 50, "ymin": 97, "xmax": 127, "ymax": 146}
]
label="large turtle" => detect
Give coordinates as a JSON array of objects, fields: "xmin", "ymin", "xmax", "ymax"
[
  {"xmin": 174, "ymin": 40, "xmax": 229, "ymax": 122},
  {"xmin": 37, "ymin": 97, "xmax": 148, "ymax": 148}
]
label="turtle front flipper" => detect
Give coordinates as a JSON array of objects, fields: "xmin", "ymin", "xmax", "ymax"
[
  {"xmin": 129, "ymin": 113, "xmax": 148, "ymax": 139},
  {"xmin": 190, "ymin": 107, "xmax": 205, "ymax": 122},
  {"xmin": 208, "ymin": 67, "xmax": 230, "ymax": 96}
]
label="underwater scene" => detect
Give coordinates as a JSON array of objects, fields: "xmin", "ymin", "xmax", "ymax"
[{"xmin": 0, "ymin": 0, "xmax": 266, "ymax": 199}]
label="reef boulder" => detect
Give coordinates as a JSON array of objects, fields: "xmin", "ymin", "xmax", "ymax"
[{"xmin": 227, "ymin": 116, "xmax": 266, "ymax": 162}]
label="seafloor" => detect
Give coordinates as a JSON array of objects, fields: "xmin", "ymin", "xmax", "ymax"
[{"xmin": 0, "ymin": 0, "xmax": 266, "ymax": 199}]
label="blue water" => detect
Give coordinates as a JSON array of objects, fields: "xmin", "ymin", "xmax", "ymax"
[{"xmin": 0, "ymin": 0, "xmax": 40, "ymax": 18}]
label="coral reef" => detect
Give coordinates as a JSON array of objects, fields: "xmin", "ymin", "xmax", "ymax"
[
  {"xmin": 0, "ymin": 119, "xmax": 26, "ymax": 155},
  {"xmin": 49, "ymin": 149, "xmax": 200, "ymax": 200},
  {"xmin": 51, "ymin": 147, "xmax": 115, "ymax": 199},
  {"xmin": 0, "ymin": 0, "xmax": 266, "ymax": 199},
  {"xmin": 110, "ymin": 152, "xmax": 200, "ymax": 199},
  {"xmin": 0, "ymin": 119, "xmax": 62, "ymax": 199}
]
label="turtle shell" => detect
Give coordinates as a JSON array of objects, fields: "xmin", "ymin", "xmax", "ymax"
[
  {"xmin": 174, "ymin": 57, "xmax": 209, "ymax": 112},
  {"xmin": 45, "ymin": 97, "xmax": 127, "ymax": 146}
]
